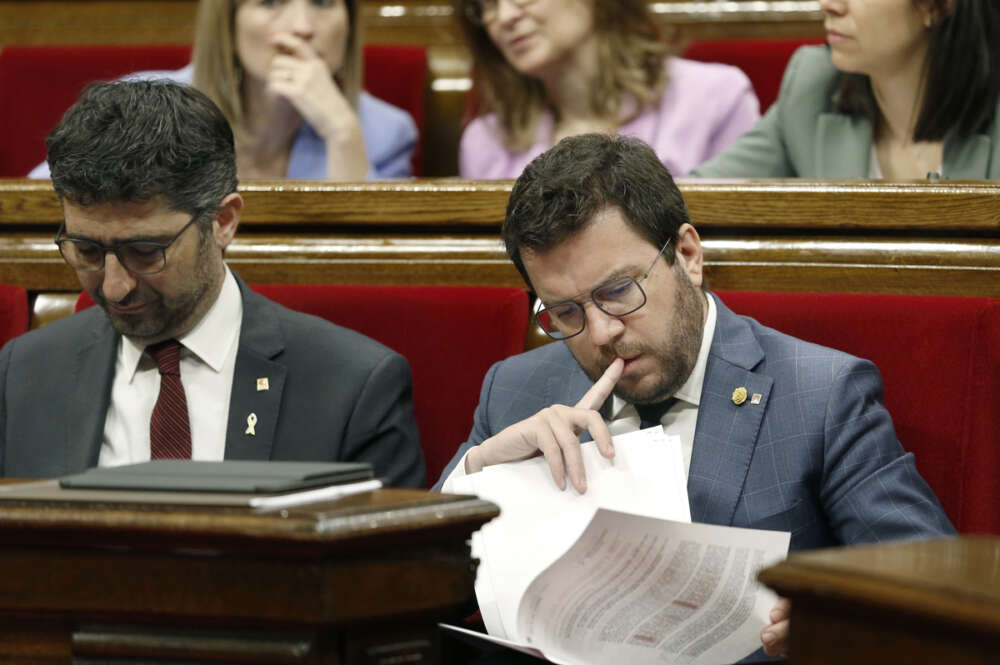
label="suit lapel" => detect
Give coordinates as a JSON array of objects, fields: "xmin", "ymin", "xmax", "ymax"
[
  {"xmin": 816, "ymin": 112, "xmax": 872, "ymax": 177},
  {"xmin": 687, "ymin": 295, "xmax": 772, "ymax": 526},
  {"xmin": 67, "ymin": 312, "xmax": 118, "ymax": 473},
  {"xmin": 223, "ymin": 279, "xmax": 288, "ymax": 460}
]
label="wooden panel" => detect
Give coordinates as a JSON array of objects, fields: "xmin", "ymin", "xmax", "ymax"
[
  {"xmin": 758, "ymin": 537, "xmax": 1000, "ymax": 664},
  {"xmin": 0, "ymin": 484, "xmax": 497, "ymax": 664},
  {"xmin": 0, "ymin": 1, "xmax": 824, "ymax": 48},
  {"xmin": 1, "ymin": 179, "xmax": 998, "ymax": 304}
]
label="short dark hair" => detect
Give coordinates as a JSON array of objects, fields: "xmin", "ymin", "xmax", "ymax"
[
  {"xmin": 503, "ymin": 133, "xmax": 689, "ymax": 288},
  {"xmin": 836, "ymin": 0, "xmax": 1000, "ymax": 141},
  {"xmin": 46, "ymin": 80, "xmax": 238, "ymax": 220}
]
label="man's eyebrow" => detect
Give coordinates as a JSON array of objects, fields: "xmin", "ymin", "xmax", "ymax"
[
  {"xmin": 63, "ymin": 229, "xmax": 173, "ymax": 244},
  {"xmin": 541, "ymin": 263, "xmax": 645, "ymax": 305}
]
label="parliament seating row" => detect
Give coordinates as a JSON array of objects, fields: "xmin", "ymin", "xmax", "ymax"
[
  {"xmin": 6, "ymin": 284, "xmax": 999, "ymax": 532},
  {"xmin": 0, "ymin": 37, "xmax": 816, "ymax": 178},
  {"xmin": 1, "ymin": 179, "xmax": 997, "ymax": 507},
  {"xmin": 0, "ymin": 43, "xmax": 427, "ymax": 177}
]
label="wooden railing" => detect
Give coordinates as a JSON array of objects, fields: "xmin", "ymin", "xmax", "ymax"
[
  {"xmin": 0, "ymin": 1, "xmax": 824, "ymax": 48},
  {"xmin": 3, "ymin": 178, "xmax": 998, "ymax": 326}
]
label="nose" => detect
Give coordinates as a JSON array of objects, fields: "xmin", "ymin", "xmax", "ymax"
[
  {"xmin": 495, "ymin": 0, "xmax": 526, "ymax": 25},
  {"xmin": 285, "ymin": 0, "xmax": 315, "ymax": 39},
  {"xmin": 818, "ymin": 0, "xmax": 845, "ymax": 16},
  {"xmin": 101, "ymin": 252, "xmax": 137, "ymax": 303},
  {"xmin": 582, "ymin": 302, "xmax": 625, "ymax": 348}
]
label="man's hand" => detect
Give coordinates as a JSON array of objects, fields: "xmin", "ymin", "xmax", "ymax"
[
  {"xmin": 761, "ymin": 597, "xmax": 790, "ymax": 656},
  {"xmin": 465, "ymin": 358, "xmax": 623, "ymax": 493}
]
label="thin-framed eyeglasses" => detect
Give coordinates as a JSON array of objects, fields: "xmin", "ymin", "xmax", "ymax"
[
  {"xmin": 534, "ymin": 237, "xmax": 674, "ymax": 340},
  {"xmin": 464, "ymin": 0, "xmax": 537, "ymax": 25},
  {"xmin": 55, "ymin": 215, "xmax": 201, "ymax": 275}
]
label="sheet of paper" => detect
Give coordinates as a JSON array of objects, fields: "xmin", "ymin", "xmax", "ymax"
[
  {"xmin": 517, "ymin": 509, "xmax": 790, "ymax": 665},
  {"xmin": 449, "ymin": 427, "xmax": 689, "ymax": 641},
  {"xmin": 438, "ymin": 623, "xmax": 546, "ymax": 660}
]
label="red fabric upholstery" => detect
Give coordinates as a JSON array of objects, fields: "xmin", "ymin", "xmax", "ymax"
[
  {"xmin": 362, "ymin": 44, "xmax": 427, "ymax": 176},
  {"xmin": 77, "ymin": 285, "xmax": 530, "ymax": 485},
  {"xmin": 0, "ymin": 285, "xmax": 29, "ymax": 349},
  {"xmin": 0, "ymin": 45, "xmax": 193, "ymax": 177},
  {"xmin": 0, "ymin": 43, "xmax": 427, "ymax": 177},
  {"xmin": 717, "ymin": 291, "xmax": 1000, "ymax": 534},
  {"xmin": 682, "ymin": 38, "xmax": 824, "ymax": 112}
]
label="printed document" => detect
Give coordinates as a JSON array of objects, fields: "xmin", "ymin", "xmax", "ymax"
[{"xmin": 445, "ymin": 427, "xmax": 790, "ymax": 664}]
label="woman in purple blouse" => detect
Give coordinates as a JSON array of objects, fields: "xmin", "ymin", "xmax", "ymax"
[{"xmin": 456, "ymin": 0, "xmax": 760, "ymax": 179}]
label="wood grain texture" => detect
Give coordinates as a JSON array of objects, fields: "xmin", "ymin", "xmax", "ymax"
[
  {"xmin": 2, "ymin": 180, "xmax": 998, "ymax": 302},
  {"xmin": 759, "ymin": 537, "xmax": 1000, "ymax": 664},
  {"xmin": 0, "ymin": 484, "xmax": 496, "ymax": 663},
  {"xmin": 0, "ymin": 1, "xmax": 824, "ymax": 47}
]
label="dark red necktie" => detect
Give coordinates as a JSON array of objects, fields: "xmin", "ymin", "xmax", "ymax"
[{"xmin": 148, "ymin": 339, "xmax": 192, "ymax": 459}]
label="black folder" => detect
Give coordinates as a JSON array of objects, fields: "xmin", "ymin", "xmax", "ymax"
[{"xmin": 58, "ymin": 460, "xmax": 374, "ymax": 494}]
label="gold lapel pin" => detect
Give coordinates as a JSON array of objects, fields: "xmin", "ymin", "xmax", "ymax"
[
  {"xmin": 245, "ymin": 413, "xmax": 258, "ymax": 436},
  {"xmin": 732, "ymin": 387, "xmax": 748, "ymax": 405},
  {"xmin": 751, "ymin": 393, "xmax": 763, "ymax": 405},
  {"xmin": 256, "ymin": 377, "xmax": 269, "ymax": 392}
]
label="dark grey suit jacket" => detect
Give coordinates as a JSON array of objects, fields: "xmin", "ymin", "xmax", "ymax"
[
  {"xmin": 0, "ymin": 275, "xmax": 425, "ymax": 487},
  {"xmin": 435, "ymin": 294, "xmax": 954, "ymax": 551}
]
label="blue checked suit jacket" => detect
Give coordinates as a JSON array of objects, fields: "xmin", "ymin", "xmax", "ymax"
[{"xmin": 436, "ymin": 293, "xmax": 954, "ymax": 551}]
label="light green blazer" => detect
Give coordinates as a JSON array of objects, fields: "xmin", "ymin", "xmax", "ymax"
[{"xmin": 691, "ymin": 46, "xmax": 1000, "ymax": 179}]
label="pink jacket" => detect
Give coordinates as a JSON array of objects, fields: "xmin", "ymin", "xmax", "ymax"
[{"xmin": 459, "ymin": 58, "xmax": 760, "ymax": 179}]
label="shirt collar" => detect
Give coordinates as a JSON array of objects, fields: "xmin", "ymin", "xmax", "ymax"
[
  {"xmin": 608, "ymin": 291, "xmax": 717, "ymax": 418},
  {"xmin": 118, "ymin": 267, "xmax": 243, "ymax": 381}
]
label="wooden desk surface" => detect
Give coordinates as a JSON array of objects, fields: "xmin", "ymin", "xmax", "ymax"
[
  {"xmin": 759, "ymin": 537, "xmax": 1000, "ymax": 664},
  {"xmin": 0, "ymin": 481, "xmax": 498, "ymax": 664}
]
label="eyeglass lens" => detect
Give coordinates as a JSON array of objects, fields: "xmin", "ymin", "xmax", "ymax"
[
  {"xmin": 59, "ymin": 239, "xmax": 166, "ymax": 274},
  {"xmin": 536, "ymin": 276, "xmax": 647, "ymax": 338}
]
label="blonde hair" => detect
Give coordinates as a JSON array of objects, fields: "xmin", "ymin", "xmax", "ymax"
[
  {"xmin": 457, "ymin": 0, "xmax": 669, "ymax": 151},
  {"xmin": 191, "ymin": 0, "xmax": 361, "ymax": 142}
]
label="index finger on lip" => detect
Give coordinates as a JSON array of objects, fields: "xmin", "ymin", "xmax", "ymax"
[{"xmin": 575, "ymin": 357, "xmax": 624, "ymax": 411}]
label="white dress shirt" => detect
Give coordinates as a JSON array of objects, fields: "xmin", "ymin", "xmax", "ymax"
[
  {"xmin": 604, "ymin": 293, "xmax": 717, "ymax": 478},
  {"xmin": 442, "ymin": 294, "xmax": 717, "ymax": 490},
  {"xmin": 98, "ymin": 268, "xmax": 243, "ymax": 466}
]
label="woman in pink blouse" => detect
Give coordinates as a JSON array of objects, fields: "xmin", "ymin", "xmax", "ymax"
[{"xmin": 456, "ymin": 0, "xmax": 760, "ymax": 179}]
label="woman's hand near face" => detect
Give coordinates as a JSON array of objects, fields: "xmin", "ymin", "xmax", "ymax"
[{"xmin": 267, "ymin": 32, "xmax": 369, "ymax": 179}]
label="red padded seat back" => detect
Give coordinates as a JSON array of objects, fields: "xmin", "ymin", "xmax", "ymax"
[
  {"xmin": 362, "ymin": 44, "xmax": 427, "ymax": 176},
  {"xmin": 718, "ymin": 291, "xmax": 1000, "ymax": 534},
  {"xmin": 0, "ymin": 285, "xmax": 29, "ymax": 349},
  {"xmin": 682, "ymin": 38, "xmax": 824, "ymax": 112},
  {"xmin": 78, "ymin": 284, "xmax": 530, "ymax": 486},
  {"xmin": 0, "ymin": 43, "xmax": 427, "ymax": 177},
  {"xmin": 0, "ymin": 45, "xmax": 193, "ymax": 177}
]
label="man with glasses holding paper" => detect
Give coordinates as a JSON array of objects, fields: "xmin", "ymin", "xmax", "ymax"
[
  {"xmin": 436, "ymin": 133, "xmax": 953, "ymax": 658},
  {"xmin": 0, "ymin": 80, "xmax": 425, "ymax": 488}
]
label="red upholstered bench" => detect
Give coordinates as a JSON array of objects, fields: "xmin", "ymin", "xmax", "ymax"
[
  {"xmin": 682, "ymin": 38, "xmax": 825, "ymax": 112},
  {"xmin": 77, "ymin": 284, "xmax": 530, "ymax": 486},
  {"xmin": 0, "ymin": 43, "xmax": 427, "ymax": 176},
  {"xmin": 717, "ymin": 291, "xmax": 1000, "ymax": 535},
  {"xmin": 0, "ymin": 285, "xmax": 29, "ymax": 350}
]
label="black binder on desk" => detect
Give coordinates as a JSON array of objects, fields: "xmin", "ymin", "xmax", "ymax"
[{"xmin": 58, "ymin": 460, "xmax": 374, "ymax": 493}]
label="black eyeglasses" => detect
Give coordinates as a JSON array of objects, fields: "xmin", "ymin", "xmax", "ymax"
[
  {"xmin": 534, "ymin": 238, "xmax": 673, "ymax": 340},
  {"xmin": 55, "ymin": 216, "xmax": 200, "ymax": 275},
  {"xmin": 464, "ymin": 0, "xmax": 537, "ymax": 25}
]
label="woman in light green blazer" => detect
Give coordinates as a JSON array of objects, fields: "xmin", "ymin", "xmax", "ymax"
[{"xmin": 692, "ymin": 0, "xmax": 1000, "ymax": 179}]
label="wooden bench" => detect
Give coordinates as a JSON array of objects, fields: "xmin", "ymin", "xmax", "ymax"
[{"xmin": 2, "ymin": 178, "xmax": 997, "ymax": 327}]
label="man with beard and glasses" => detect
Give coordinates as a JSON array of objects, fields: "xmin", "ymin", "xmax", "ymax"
[
  {"xmin": 0, "ymin": 80, "xmax": 425, "ymax": 488},
  {"xmin": 434, "ymin": 134, "xmax": 953, "ymax": 659}
]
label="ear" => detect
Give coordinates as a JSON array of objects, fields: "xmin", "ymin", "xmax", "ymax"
[
  {"xmin": 674, "ymin": 223, "xmax": 704, "ymax": 289},
  {"xmin": 212, "ymin": 193, "xmax": 242, "ymax": 251}
]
